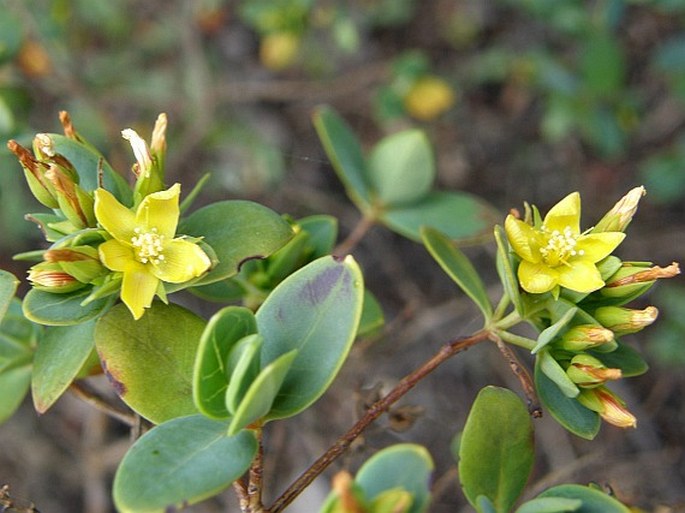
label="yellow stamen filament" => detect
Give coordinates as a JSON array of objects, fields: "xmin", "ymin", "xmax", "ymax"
[{"xmin": 131, "ymin": 227, "xmax": 165, "ymax": 265}]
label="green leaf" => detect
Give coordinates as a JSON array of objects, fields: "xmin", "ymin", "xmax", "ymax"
[
  {"xmin": 113, "ymin": 415, "xmax": 258, "ymax": 513},
  {"xmin": 358, "ymin": 289, "xmax": 385, "ymax": 337},
  {"xmin": 228, "ymin": 349, "xmax": 298, "ymax": 435},
  {"xmin": 534, "ymin": 359, "xmax": 600, "ymax": 440},
  {"xmin": 0, "ymin": 300, "xmax": 38, "ymax": 424},
  {"xmin": 31, "ymin": 320, "xmax": 96, "ymax": 413},
  {"xmin": 515, "ymin": 497, "xmax": 582, "ymax": 513},
  {"xmin": 355, "ymin": 444, "xmax": 434, "ymax": 513},
  {"xmin": 368, "ymin": 129, "xmax": 434, "ymax": 206},
  {"xmin": 256, "ymin": 255, "xmax": 364, "ymax": 420},
  {"xmin": 0, "ymin": 270, "xmax": 19, "ymax": 321},
  {"xmin": 313, "ymin": 106, "xmax": 372, "ymax": 209},
  {"xmin": 95, "ymin": 302, "xmax": 206, "ymax": 424},
  {"xmin": 421, "ymin": 226, "xmax": 492, "ymax": 319},
  {"xmin": 48, "ymin": 134, "xmax": 132, "ymax": 205},
  {"xmin": 458, "ymin": 386, "xmax": 534, "ymax": 513},
  {"xmin": 537, "ymin": 484, "xmax": 630, "ymax": 513},
  {"xmin": 538, "ymin": 349, "xmax": 579, "ymax": 398},
  {"xmin": 477, "ymin": 496, "xmax": 498, "ymax": 513},
  {"xmin": 225, "ymin": 334, "xmax": 263, "ymax": 415},
  {"xmin": 22, "ymin": 288, "xmax": 113, "ymax": 326},
  {"xmin": 193, "ymin": 307, "xmax": 257, "ymax": 419},
  {"xmin": 298, "ymin": 215, "xmax": 338, "ymax": 257},
  {"xmin": 381, "ymin": 191, "xmax": 499, "ymax": 243},
  {"xmin": 189, "ymin": 279, "xmax": 245, "ymax": 303},
  {"xmin": 589, "ymin": 342, "xmax": 648, "ymax": 378},
  {"xmin": 180, "ymin": 200, "xmax": 294, "ymax": 286},
  {"xmin": 494, "ymin": 225, "xmax": 524, "ymax": 316}
]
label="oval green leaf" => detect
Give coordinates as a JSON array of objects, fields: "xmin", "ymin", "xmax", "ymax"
[
  {"xmin": 588, "ymin": 342, "xmax": 648, "ymax": 378},
  {"xmin": 368, "ymin": 129, "xmax": 434, "ymax": 206},
  {"xmin": 228, "ymin": 349, "xmax": 298, "ymax": 435},
  {"xmin": 534, "ymin": 359, "xmax": 600, "ymax": 440},
  {"xmin": 193, "ymin": 306, "xmax": 257, "ymax": 419},
  {"xmin": 421, "ymin": 226, "xmax": 492, "ymax": 319},
  {"xmin": 256, "ymin": 255, "xmax": 364, "ymax": 421},
  {"xmin": 298, "ymin": 215, "xmax": 338, "ymax": 257},
  {"xmin": 0, "ymin": 300, "xmax": 39, "ymax": 424},
  {"xmin": 180, "ymin": 200, "xmax": 294, "ymax": 286},
  {"xmin": 538, "ymin": 484, "xmax": 630, "ymax": 513},
  {"xmin": 356, "ymin": 444, "xmax": 434, "ymax": 513},
  {"xmin": 313, "ymin": 106, "xmax": 372, "ymax": 209},
  {"xmin": 0, "ymin": 270, "xmax": 19, "ymax": 321},
  {"xmin": 113, "ymin": 415, "xmax": 258, "ymax": 513},
  {"xmin": 458, "ymin": 386, "xmax": 534, "ymax": 513},
  {"xmin": 516, "ymin": 497, "xmax": 582, "ymax": 513},
  {"xmin": 31, "ymin": 320, "xmax": 96, "ymax": 413},
  {"xmin": 95, "ymin": 302, "xmax": 206, "ymax": 424},
  {"xmin": 22, "ymin": 288, "xmax": 113, "ymax": 326},
  {"xmin": 538, "ymin": 349, "xmax": 579, "ymax": 398},
  {"xmin": 358, "ymin": 289, "xmax": 385, "ymax": 337},
  {"xmin": 381, "ymin": 191, "xmax": 499, "ymax": 243}
]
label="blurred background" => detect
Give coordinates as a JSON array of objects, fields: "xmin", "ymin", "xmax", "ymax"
[{"xmin": 0, "ymin": 0, "xmax": 684, "ymax": 511}]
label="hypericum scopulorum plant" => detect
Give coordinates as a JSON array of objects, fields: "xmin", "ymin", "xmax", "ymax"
[{"xmin": 0, "ymin": 108, "xmax": 679, "ymax": 513}]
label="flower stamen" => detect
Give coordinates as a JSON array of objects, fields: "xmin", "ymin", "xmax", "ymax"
[
  {"xmin": 539, "ymin": 226, "xmax": 584, "ymax": 267},
  {"xmin": 131, "ymin": 227, "xmax": 165, "ymax": 265}
]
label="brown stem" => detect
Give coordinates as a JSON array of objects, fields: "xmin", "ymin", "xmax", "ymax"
[
  {"xmin": 233, "ymin": 480, "xmax": 249, "ymax": 511},
  {"xmin": 333, "ymin": 215, "xmax": 376, "ymax": 256},
  {"xmin": 247, "ymin": 427, "xmax": 265, "ymax": 513},
  {"xmin": 489, "ymin": 332, "xmax": 541, "ymax": 417},
  {"xmin": 267, "ymin": 330, "xmax": 489, "ymax": 513},
  {"xmin": 70, "ymin": 380, "xmax": 137, "ymax": 426}
]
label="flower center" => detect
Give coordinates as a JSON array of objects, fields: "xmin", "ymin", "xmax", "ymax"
[
  {"xmin": 131, "ymin": 227, "xmax": 165, "ymax": 265},
  {"xmin": 539, "ymin": 226, "xmax": 584, "ymax": 267}
]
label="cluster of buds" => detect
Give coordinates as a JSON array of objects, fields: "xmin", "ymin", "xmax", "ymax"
[{"xmin": 506, "ymin": 187, "xmax": 680, "ymax": 428}]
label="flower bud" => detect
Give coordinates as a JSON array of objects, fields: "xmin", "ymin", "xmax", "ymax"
[
  {"xmin": 28, "ymin": 262, "xmax": 85, "ymax": 293},
  {"xmin": 593, "ymin": 186, "xmax": 645, "ymax": 233},
  {"xmin": 577, "ymin": 386, "xmax": 636, "ymax": 428},
  {"xmin": 566, "ymin": 354, "xmax": 621, "ymax": 388},
  {"xmin": 45, "ymin": 164, "xmax": 96, "ymax": 229},
  {"xmin": 601, "ymin": 262, "xmax": 680, "ymax": 300},
  {"xmin": 7, "ymin": 140, "xmax": 59, "ymax": 208},
  {"xmin": 123, "ymin": 124, "xmax": 165, "ymax": 202},
  {"xmin": 594, "ymin": 305, "xmax": 658, "ymax": 336},
  {"xmin": 558, "ymin": 324, "xmax": 615, "ymax": 352},
  {"xmin": 44, "ymin": 246, "xmax": 104, "ymax": 284}
]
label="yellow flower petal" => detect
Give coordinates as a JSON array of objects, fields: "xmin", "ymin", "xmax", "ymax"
[
  {"xmin": 151, "ymin": 238, "xmax": 211, "ymax": 283},
  {"xmin": 505, "ymin": 215, "xmax": 541, "ymax": 263},
  {"xmin": 518, "ymin": 260, "xmax": 559, "ymax": 293},
  {"xmin": 121, "ymin": 268, "xmax": 159, "ymax": 320},
  {"xmin": 99, "ymin": 239, "xmax": 140, "ymax": 273},
  {"xmin": 94, "ymin": 188, "xmax": 136, "ymax": 241},
  {"xmin": 557, "ymin": 260, "xmax": 605, "ymax": 293},
  {"xmin": 135, "ymin": 183, "xmax": 180, "ymax": 239},
  {"xmin": 576, "ymin": 232, "xmax": 625, "ymax": 263},
  {"xmin": 543, "ymin": 192, "xmax": 581, "ymax": 234}
]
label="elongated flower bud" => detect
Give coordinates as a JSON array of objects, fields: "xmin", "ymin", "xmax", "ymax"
[
  {"xmin": 578, "ymin": 386, "xmax": 636, "ymax": 428},
  {"xmin": 594, "ymin": 305, "xmax": 658, "ymax": 336},
  {"xmin": 593, "ymin": 186, "xmax": 645, "ymax": 233},
  {"xmin": 558, "ymin": 324, "xmax": 615, "ymax": 352},
  {"xmin": 567, "ymin": 354, "xmax": 622, "ymax": 388},
  {"xmin": 602, "ymin": 262, "xmax": 680, "ymax": 301},
  {"xmin": 28, "ymin": 262, "xmax": 85, "ymax": 293},
  {"xmin": 7, "ymin": 140, "xmax": 59, "ymax": 208}
]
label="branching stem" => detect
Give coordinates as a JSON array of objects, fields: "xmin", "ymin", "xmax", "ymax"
[
  {"xmin": 267, "ymin": 329, "xmax": 490, "ymax": 513},
  {"xmin": 334, "ymin": 215, "xmax": 376, "ymax": 256},
  {"xmin": 70, "ymin": 380, "xmax": 137, "ymax": 426}
]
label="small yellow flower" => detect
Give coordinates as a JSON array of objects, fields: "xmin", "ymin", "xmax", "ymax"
[
  {"xmin": 94, "ymin": 184, "xmax": 211, "ymax": 320},
  {"xmin": 505, "ymin": 192, "xmax": 625, "ymax": 294}
]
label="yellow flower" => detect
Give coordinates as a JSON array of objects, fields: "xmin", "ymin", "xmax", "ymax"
[
  {"xmin": 504, "ymin": 192, "xmax": 625, "ymax": 294},
  {"xmin": 94, "ymin": 184, "xmax": 211, "ymax": 320}
]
